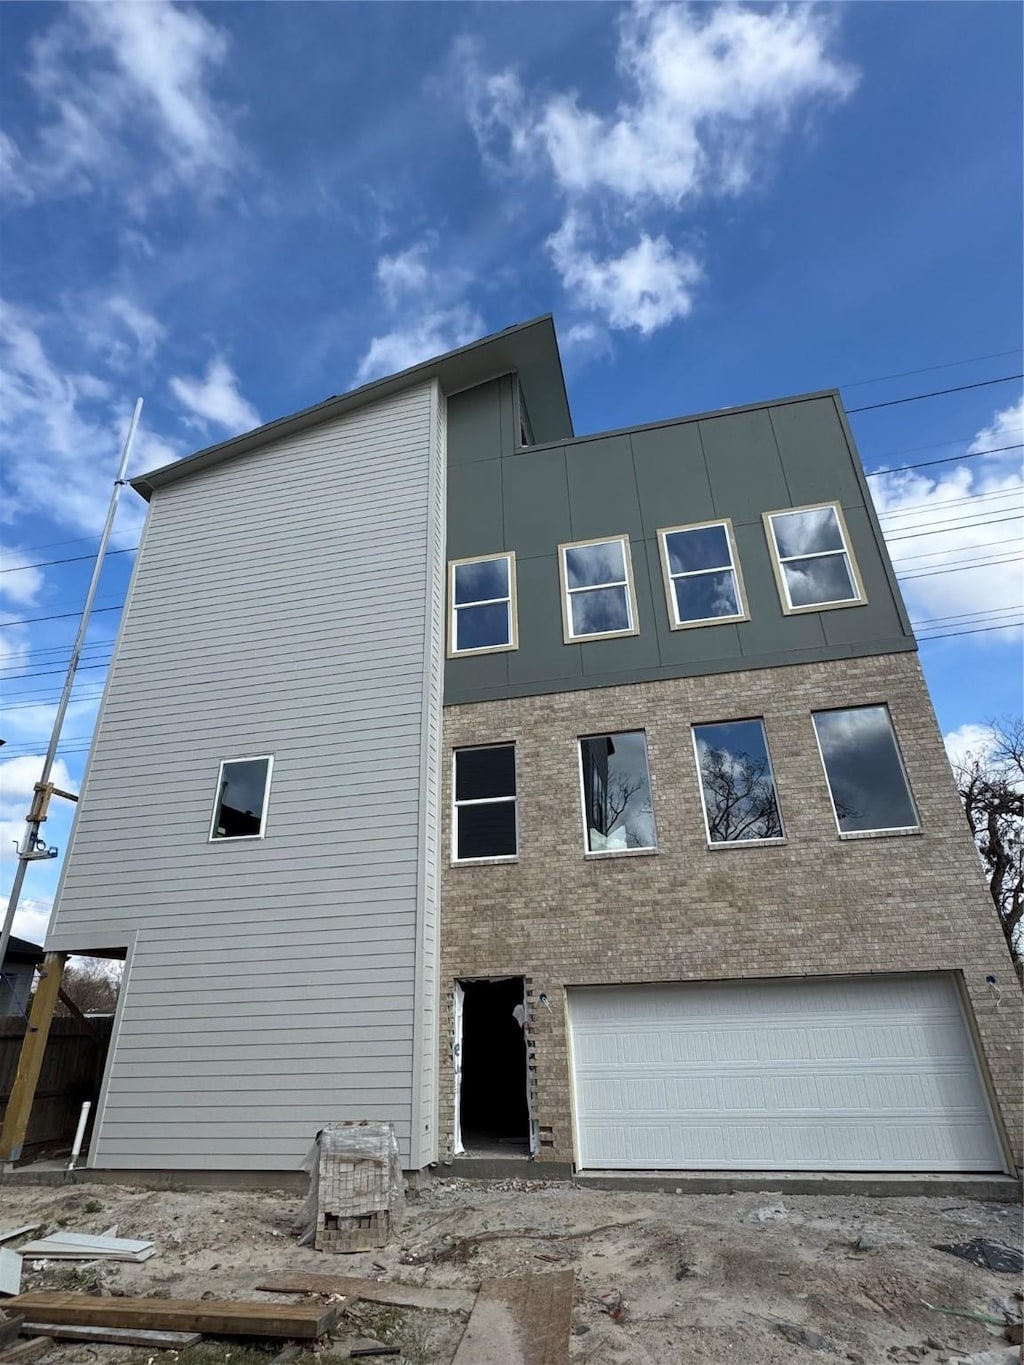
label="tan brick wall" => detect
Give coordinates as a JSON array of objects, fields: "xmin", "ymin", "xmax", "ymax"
[{"xmin": 438, "ymin": 651, "xmax": 1022, "ymax": 1171}]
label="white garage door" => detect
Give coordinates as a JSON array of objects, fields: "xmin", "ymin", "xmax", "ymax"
[{"xmin": 568, "ymin": 975, "xmax": 1003, "ymax": 1172}]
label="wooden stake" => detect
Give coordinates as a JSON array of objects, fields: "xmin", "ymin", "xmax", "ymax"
[{"xmin": 0, "ymin": 953, "xmax": 67, "ymax": 1163}]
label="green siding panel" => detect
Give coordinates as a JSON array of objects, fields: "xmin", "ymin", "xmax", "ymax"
[
  {"xmin": 700, "ymin": 409, "xmax": 790, "ymax": 522},
  {"xmin": 503, "ymin": 448, "xmax": 571, "ymax": 558},
  {"xmin": 769, "ymin": 397, "xmax": 865, "ymax": 507},
  {"xmin": 631, "ymin": 423, "xmax": 714, "ymax": 537},
  {"xmin": 565, "ymin": 435, "xmax": 643, "ymax": 541}
]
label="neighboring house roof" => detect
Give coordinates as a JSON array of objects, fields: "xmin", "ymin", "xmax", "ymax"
[
  {"xmin": 3, "ymin": 936, "xmax": 44, "ymax": 965},
  {"xmin": 132, "ymin": 314, "xmax": 573, "ymax": 501}
]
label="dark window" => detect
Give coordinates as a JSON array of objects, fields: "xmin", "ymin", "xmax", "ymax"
[
  {"xmin": 454, "ymin": 745, "xmax": 517, "ymax": 860},
  {"xmin": 451, "ymin": 555, "xmax": 516, "ymax": 653},
  {"xmin": 813, "ymin": 706, "xmax": 919, "ymax": 834},
  {"xmin": 579, "ymin": 731, "xmax": 656, "ymax": 852},
  {"xmin": 211, "ymin": 757, "xmax": 272, "ymax": 840},
  {"xmin": 692, "ymin": 719, "xmax": 784, "ymax": 843}
]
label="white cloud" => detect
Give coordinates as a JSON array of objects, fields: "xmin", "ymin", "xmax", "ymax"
[
  {"xmin": 377, "ymin": 244, "xmax": 431, "ymax": 304},
  {"xmin": 2, "ymin": 0, "xmax": 237, "ymax": 210},
  {"xmin": 355, "ymin": 305, "xmax": 485, "ymax": 384},
  {"xmin": 169, "ymin": 357, "xmax": 260, "ymax": 435},
  {"xmin": 9, "ymin": 896, "xmax": 53, "ymax": 948},
  {"xmin": 873, "ymin": 397, "xmax": 1024, "ymax": 639},
  {"xmin": 105, "ymin": 297, "xmax": 165, "ymax": 363},
  {"xmin": 0, "ymin": 299, "xmax": 162, "ymax": 537},
  {"xmin": 970, "ymin": 397, "xmax": 1024, "ymax": 457},
  {"xmin": 462, "ymin": 4, "xmax": 856, "ymax": 333},
  {"xmin": 0, "ymin": 546, "xmax": 44, "ymax": 608},
  {"xmin": 944, "ymin": 723, "xmax": 999, "ymax": 772},
  {"xmin": 548, "ymin": 213, "xmax": 701, "ymax": 334}
]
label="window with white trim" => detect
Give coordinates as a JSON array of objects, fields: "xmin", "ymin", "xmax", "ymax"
[
  {"xmin": 813, "ymin": 705, "xmax": 919, "ymax": 835},
  {"xmin": 692, "ymin": 720, "xmax": 784, "ymax": 844},
  {"xmin": 578, "ymin": 731, "xmax": 656, "ymax": 853},
  {"xmin": 559, "ymin": 536, "xmax": 638, "ymax": 641},
  {"xmin": 763, "ymin": 502, "xmax": 866, "ymax": 612},
  {"xmin": 658, "ymin": 519, "xmax": 747, "ymax": 628},
  {"xmin": 449, "ymin": 553, "xmax": 517, "ymax": 655},
  {"xmin": 453, "ymin": 744, "xmax": 517, "ymax": 861},
  {"xmin": 210, "ymin": 756, "xmax": 273, "ymax": 840}
]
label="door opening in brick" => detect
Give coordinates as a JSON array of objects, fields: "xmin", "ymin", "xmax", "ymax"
[{"xmin": 457, "ymin": 977, "xmax": 530, "ymax": 1156}]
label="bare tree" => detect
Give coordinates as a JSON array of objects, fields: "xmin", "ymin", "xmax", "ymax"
[
  {"xmin": 699, "ymin": 744, "xmax": 783, "ymax": 842},
  {"xmin": 952, "ymin": 717, "xmax": 1024, "ymax": 978},
  {"xmin": 57, "ymin": 959, "xmax": 121, "ymax": 1015}
]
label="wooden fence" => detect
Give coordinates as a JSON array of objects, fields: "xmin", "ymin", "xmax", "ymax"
[{"xmin": 0, "ymin": 1015, "xmax": 113, "ymax": 1157}]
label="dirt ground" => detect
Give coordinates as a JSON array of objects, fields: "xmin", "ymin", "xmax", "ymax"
[{"xmin": 0, "ymin": 1176, "xmax": 1020, "ymax": 1364}]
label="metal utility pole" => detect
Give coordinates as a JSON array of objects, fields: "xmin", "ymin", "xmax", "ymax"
[{"xmin": 0, "ymin": 398, "xmax": 143, "ymax": 974}]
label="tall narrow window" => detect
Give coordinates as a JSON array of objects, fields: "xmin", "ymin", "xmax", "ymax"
[
  {"xmin": 210, "ymin": 756, "xmax": 273, "ymax": 840},
  {"xmin": 658, "ymin": 520, "xmax": 747, "ymax": 628},
  {"xmin": 813, "ymin": 705, "xmax": 919, "ymax": 835},
  {"xmin": 453, "ymin": 744, "xmax": 517, "ymax": 861},
  {"xmin": 559, "ymin": 536, "xmax": 639, "ymax": 642},
  {"xmin": 578, "ymin": 731, "xmax": 656, "ymax": 853},
  {"xmin": 449, "ymin": 554, "xmax": 517, "ymax": 655},
  {"xmin": 692, "ymin": 720, "xmax": 784, "ymax": 844},
  {"xmin": 763, "ymin": 503, "xmax": 866, "ymax": 612}
]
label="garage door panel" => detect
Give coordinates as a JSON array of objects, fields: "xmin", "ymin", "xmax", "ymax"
[{"xmin": 568, "ymin": 976, "xmax": 1003, "ymax": 1172}]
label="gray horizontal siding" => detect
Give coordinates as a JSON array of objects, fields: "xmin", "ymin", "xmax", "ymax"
[{"xmin": 49, "ymin": 382, "xmax": 443, "ymax": 1170}]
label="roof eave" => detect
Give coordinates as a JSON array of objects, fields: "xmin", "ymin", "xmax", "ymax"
[{"xmin": 131, "ymin": 315, "xmax": 572, "ymax": 501}]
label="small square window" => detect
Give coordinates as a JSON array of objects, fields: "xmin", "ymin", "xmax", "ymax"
[
  {"xmin": 763, "ymin": 502, "xmax": 866, "ymax": 613},
  {"xmin": 692, "ymin": 719, "xmax": 784, "ymax": 844},
  {"xmin": 453, "ymin": 744, "xmax": 517, "ymax": 861},
  {"xmin": 813, "ymin": 705, "xmax": 919, "ymax": 835},
  {"xmin": 448, "ymin": 554, "xmax": 517, "ymax": 656},
  {"xmin": 578, "ymin": 730, "xmax": 656, "ymax": 853},
  {"xmin": 210, "ymin": 756, "xmax": 273, "ymax": 840},
  {"xmin": 658, "ymin": 520, "xmax": 748, "ymax": 629},
  {"xmin": 559, "ymin": 536, "xmax": 639, "ymax": 642}
]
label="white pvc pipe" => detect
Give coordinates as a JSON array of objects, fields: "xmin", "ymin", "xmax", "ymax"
[{"xmin": 68, "ymin": 1100, "xmax": 92, "ymax": 1169}]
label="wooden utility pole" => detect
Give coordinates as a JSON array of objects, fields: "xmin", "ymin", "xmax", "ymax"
[{"xmin": 0, "ymin": 953, "xmax": 68, "ymax": 1163}]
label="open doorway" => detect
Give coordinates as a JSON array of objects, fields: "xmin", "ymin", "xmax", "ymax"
[{"xmin": 455, "ymin": 977, "xmax": 530, "ymax": 1157}]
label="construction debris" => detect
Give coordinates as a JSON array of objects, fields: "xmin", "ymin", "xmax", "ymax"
[
  {"xmin": 0, "ymin": 1252, "xmax": 21, "ymax": 1299},
  {"xmin": 0, "ymin": 1233, "xmax": 38, "ymax": 1248},
  {"xmin": 934, "ymin": 1238, "xmax": 1024, "ymax": 1274},
  {"xmin": 21, "ymin": 1323, "xmax": 202, "ymax": 1348},
  {"xmin": 452, "ymin": 1271, "xmax": 574, "ymax": 1365},
  {"xmin": 5, "ymin": 1292, "xmax": 338, "ymax": 1340},
  {"xmin": 256, "ymin": 1272, "xmax": 475, "ymax": 1312},
  {"xmin": 17, "ymin": 1233, "xmax": 154, "ymax": 1264},
  {"xmin": 0, "ymin": 1317, "xmax": 24, "ymax": 1350},
  {"xmin": 297, "ymin": 1122, "xmax": 405, "ymax": 1254},
  {"xmin": 0, "ymin": 1340, "xmax": 51, "ymax": 1364}
]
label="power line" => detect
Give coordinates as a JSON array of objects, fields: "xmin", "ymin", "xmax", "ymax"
[
  {"xmin": 846, "ymin": 373, "xmax": 1023, "ymax": 415},
  {"xmin": 0, "ymin": 660, "xmax": 113, "ymax": 684},
  {"xmin": 871, "ymin": 430, "xmax": 1024, "ymax": 460},
  {"xmin": 839, "ymin": 348, "xmax": 1023, "ymax": 391},
  {"xmin": 1, "ymin": 689, "xmax": 106, "ymax": 711},
  {"xmin": 0, "ymin": 604, "xmax": 123, "ymax": 629},
  {"xmin": 918, "ymin": 620, "xmax": 1023, "ymax": 642},
  {"xmin": 911, "ymin": 605, "xmax": 1023, "ymax": 627},
  {"xmin": 899, "ymin": 553, "xmax": 1023, "ymax": 581},
  {"xmin": 884, "ymin": 511, "xmax": 1023, "ymax": 543},
  {"xmin": 893, "ymin": 537, "xmax": 1024, "ymax": 564},
  {"xmin": 865, "ymin": 443, "xmax": 1022, "ymax": 478},
  {"xmin": 877, "ymin": 486, "xmax": 1024, "ymax": 518},
  {"xmin": 0, "ymin": 546, "xmax": 137, "ymax": 575}
]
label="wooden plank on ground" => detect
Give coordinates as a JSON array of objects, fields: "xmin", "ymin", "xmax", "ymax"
[
  {"xmin": 0, "ymin": 1318, "xmax": 24, "ymax": 1350},
  {"xmin": 256, "ymin": 1273, "xmax": 476, "ymax": 1313},
  {"xmin": 0, "ymin": 1339, "xmax": 52, "ymax": 1364},
  {"xmin": 452, "ymin": 1272, "xmax": 573, "ymax": 1365},
  {"xmin": 5, "ymin": 1293, "xmax": 337, "ymax": 1341},
  {"xmin": 22, "ymin": 1323, "xmax": 201, "ymax": 1348}
]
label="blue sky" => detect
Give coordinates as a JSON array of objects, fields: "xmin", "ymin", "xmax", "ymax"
[{"xmin": 1, "ymin": 1, "xmax": 1022, "ymax": 943}]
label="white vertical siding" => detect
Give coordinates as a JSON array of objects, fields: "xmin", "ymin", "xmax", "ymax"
[{"xmin": 47, "ymin": 383, "xmax": 444, "ymax": 1170}]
